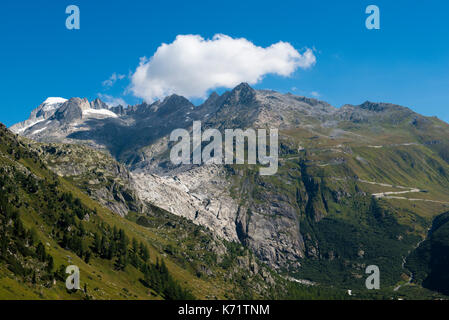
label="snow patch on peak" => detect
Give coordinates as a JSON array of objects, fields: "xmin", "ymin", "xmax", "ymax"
[
  {"xmin": 12, "ymin": 119, "xmax": 45, "ymax": 134},
  {"xmin": 82, "ymin": 108, "xmax": 118, "ymax": 118},
  {"xmin": 43, "ymin": 97, "xmax": 67, "ymax": 105},
  {"xmin": 41, "ymin": 97, "xmax": 68, "ymax": 112},
  {"xmin": 30, "ymin": 127, "xmax": 47, "ymax": 135}
]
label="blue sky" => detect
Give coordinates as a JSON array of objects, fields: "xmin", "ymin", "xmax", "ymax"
[{"xmin": 1, "ymin": 0, "xmax": 448, "ymax": 126}]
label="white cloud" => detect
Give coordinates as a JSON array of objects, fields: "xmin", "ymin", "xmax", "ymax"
[
  {"xmin": 310, "ymin": 91, "xmax": 321, "ymax": 98},
  {"xmin": 102, "ymin": 73, "xmax": 126, "ymax": 87},
  {"xmin": 98, "ymin": 94, "xmax": 127, "ymax": 107},
  {"xmin": 130, "ymin": 34, "xmax": 316, "ymax": 102}
]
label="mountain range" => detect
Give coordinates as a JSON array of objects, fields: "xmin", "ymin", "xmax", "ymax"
[{"xmin": 3, "ymin": 83, "xmax": 449, "ymax": 299}]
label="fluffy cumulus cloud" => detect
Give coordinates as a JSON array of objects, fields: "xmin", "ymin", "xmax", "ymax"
[{"xmin": 130, "ymin": 34, "xmax": 316, "ymax": 102}]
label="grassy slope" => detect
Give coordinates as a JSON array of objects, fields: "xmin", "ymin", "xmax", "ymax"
[
  {"xmin": 0, "ymin": 126, "xmax": 238, "ymax": 300},
  {"xmin": 3, "ymin": 125, "xmax": 325, "ymax": 300},
  {"xmin": 233, "ymin": 119, "xmax": 449, "ymax": 297}
]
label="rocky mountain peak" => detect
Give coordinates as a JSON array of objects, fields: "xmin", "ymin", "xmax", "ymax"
[
  {"xmin": 162, "ymin": 94, "xmax": 193, "ymax": 106},
  {"xmin": 233, "ymin": 82, "xmax": 253, "ymax": 92},
  {"xmin": 358, "ymin": 101, "xmax": 387, "ymax": 112},
  {"xmin": 202, "ymin": 83, "xmax": 255, "ymax": 107},
  {"xmin": 9, "ymin": 97, "xmax": 68, "ymax": 134},
  {"xmin": 197, "ymin": 91, "xmax": 222, "ymax": 115},
  {"xmin": 353, "ymin": 101, "xmax": 411, "ymax": 114},
  {"xmin": 156, "ymin": 94, "xmax": 195, "ymax": 117},
  {"xmin": 227, "ymin": 82, "xmax": 256, "ymax": 104},
  {"xmin": 203, "ymin": 91, "xmax": 220, "ymax": 105},
  {"xmin": 90, "ymin": 98, "xmax": 109, "ymax": 110},
  {"xmin": 31, "ymin": 97, "xmax": 68, "ymax": 119}
]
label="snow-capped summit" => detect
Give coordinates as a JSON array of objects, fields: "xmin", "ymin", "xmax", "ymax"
[
  {"xmin": 32, "ymin": 97, "xmax": 68, "ymax": 117},
  {"xmin": 43, "ymin": 97, "xmax": 68, "ymax": 105},
  {"xmin": 10, "ymin": 97, "xmax": 68, "ymax": 134},
  {"xmin": 10, "ymin": 97, "xmax": 118, "ymax": 137},
  {"xmin": 40, "ymin": 97, "xmax": 68, "ymax": 112}
]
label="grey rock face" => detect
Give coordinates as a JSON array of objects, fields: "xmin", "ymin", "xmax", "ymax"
[
  {"xmin": 131, "ymin": 164, "xmax": 304, "ymax": 269},
  {"xmin": 90, "ymin": 98, "xmax": 110, "ymax": 110},
  {"xmin": 53, "ymin": 98, "xmax": 89, "ymax": 124},
  {"xmin": 32, "ymin": 142, "xmax": 145, "ymax": 217},
  {"xmin": 132, "ymin": 165, "xmax": 240, "ymax": 241}
]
